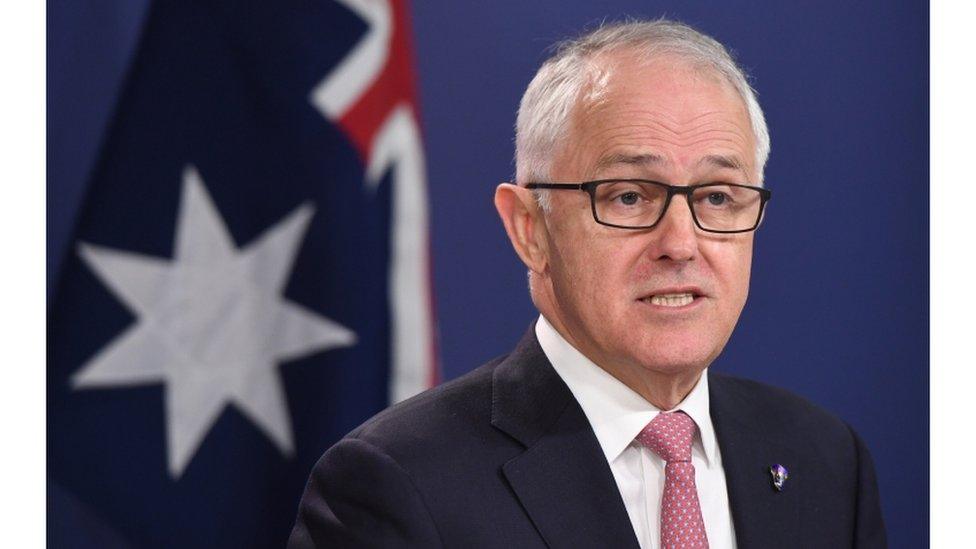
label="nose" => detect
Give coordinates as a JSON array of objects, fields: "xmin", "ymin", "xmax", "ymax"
[{"xmin": 651, "ymin": 195, "xmax": 698, "ymax": 261}]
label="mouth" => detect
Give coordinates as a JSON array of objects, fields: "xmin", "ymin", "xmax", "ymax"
[{"xmin": 638, "ymin": 288, "xmax": 705, "ymax": 309}]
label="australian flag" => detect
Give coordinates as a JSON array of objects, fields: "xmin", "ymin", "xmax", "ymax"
[{"xmin": 48, "ymin": 1, "xmax": 437, "ymax": 546}]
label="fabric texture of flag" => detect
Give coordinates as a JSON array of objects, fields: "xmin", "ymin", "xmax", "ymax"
[{"xmin": 48, "ymin": 1, "xmax": 436, "ymax": 546}]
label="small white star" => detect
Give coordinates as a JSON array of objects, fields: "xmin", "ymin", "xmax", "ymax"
[{"xmin": 74, "ymin": 165, "xmax": 356, "ymax": 478}]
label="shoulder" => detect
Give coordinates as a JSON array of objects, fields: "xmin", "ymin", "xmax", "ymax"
[
  {"xmin": 709, "ymin": 371, "xmax": 849, "ymax": 428},
  {"xmin": 709, "ymin": 371, "xmax": 859, "ymax": 453},
  {"xmin": 343, "ymin": 354, "xmax": 513, "ymax": 463},
  {"xmin": 357, "ymin": 354, "xmax": 503, "ymax": 430},
  {"xmin": 288, "ymin": 356, "xmax": 515, "ymax": 548}
]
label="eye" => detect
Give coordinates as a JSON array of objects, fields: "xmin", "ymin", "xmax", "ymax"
[
  {"xmin": 618, "ymin": 191, "xmax": 641, "ymax": 206},
  {"xmin": 706, "ymin": 192, "xmax": 728, "ymax": 206}
]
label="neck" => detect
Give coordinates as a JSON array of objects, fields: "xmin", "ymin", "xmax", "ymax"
[
  {"xmin": 606, "ymin": 362, "xmax": 703, "ymax": 410},
  {"xmin": 537, "ymin": 308, "xmax": 703, "ymax": 410}
]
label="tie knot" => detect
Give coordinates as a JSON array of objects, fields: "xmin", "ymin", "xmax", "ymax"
[{"xmin": 636, "ymin": 411, "xmax": 697, "ymax": 463}]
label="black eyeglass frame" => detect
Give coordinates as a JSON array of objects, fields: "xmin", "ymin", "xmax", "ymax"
[{"xmin": 524, "ymin": 179, "xmax": 772, "ymax": 234}]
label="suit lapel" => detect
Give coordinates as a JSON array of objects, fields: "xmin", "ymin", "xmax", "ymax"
[
  {"xmin": 710, "ymin": 373, "xmax": 800, "ymax": 549},
  {"xmin": 491, "ymin": 328, "xmax": 641, "ymax": 549}
]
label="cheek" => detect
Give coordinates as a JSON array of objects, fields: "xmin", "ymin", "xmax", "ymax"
[
  {"xmin": 559, "ymin": 241, "xmax": 612, "ymax": 303},
  {"xmin": 706, "ymin": 238, "xmax": 753, "ymax": 308},
  {"xmin": 549, "ymin": 229, "xmax": 632, "ymax": 315},
  {"xmin": 574, "ymin": 233, "xmax": 639, "ymax": 289},
  {"xmin": 547, "ymin": 208, "xmax": 604, "ymax": 278}
]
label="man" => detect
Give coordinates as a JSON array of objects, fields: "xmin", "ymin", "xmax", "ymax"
[{"xmin": 290, "ymin": 19, "xmax": 886, "ymax": 548}]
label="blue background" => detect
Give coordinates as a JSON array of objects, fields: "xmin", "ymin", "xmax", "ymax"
[{"xmin": 49, "ymin": 0, "xmax": 928, "ymax": 546}]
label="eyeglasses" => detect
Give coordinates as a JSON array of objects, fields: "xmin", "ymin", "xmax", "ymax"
[{"xmin": 524, "ymin": 179, "xmax": 772, "ymax": 234}]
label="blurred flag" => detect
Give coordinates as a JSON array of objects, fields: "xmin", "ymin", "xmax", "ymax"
[{"xmin": 47, "ymin": 1, "xmax": 437, "ymax": 547}]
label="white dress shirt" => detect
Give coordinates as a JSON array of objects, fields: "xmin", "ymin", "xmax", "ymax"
[{"xmin": 536, "ymin": 315, "xmax": 737, "ymax": 549}]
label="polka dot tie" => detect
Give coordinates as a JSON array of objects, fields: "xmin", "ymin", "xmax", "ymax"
[{"xmin": 636, "ymin": 411, "xmax": 709, "ymax": 549}]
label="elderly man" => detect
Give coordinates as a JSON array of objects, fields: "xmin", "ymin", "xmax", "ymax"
[{"xmin": 290, "ymin": 19, "xmax": 886, "ymax": 549}]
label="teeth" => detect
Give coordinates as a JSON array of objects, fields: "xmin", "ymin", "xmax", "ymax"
[{"xmin": 647, "ymin": 293, "xmax": 695, "ymax": 307}]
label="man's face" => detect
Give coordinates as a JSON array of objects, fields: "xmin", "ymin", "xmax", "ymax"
[{"xmin": 538, "ymin": 54, "xmax": 758, "ymax": 378}]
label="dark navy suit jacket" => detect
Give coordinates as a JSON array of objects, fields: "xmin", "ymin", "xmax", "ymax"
[{"xmin": 289, "ymin": 327, "xmax": 887, "ymax": 548}]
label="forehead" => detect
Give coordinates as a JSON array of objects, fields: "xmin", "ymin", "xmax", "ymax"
[{"xmin": 559, "ymin": 52, "xmax": 756, "ymax": 180}]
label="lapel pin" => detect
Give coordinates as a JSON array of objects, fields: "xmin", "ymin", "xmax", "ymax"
[{"xmin": 769, "ymin": 464, "xmax": 789, "ymax": 492}]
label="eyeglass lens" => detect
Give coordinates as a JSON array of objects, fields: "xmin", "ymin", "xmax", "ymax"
[{"xmin": 592, "ymin": 181, "xmax": 763, "ymax": 231}]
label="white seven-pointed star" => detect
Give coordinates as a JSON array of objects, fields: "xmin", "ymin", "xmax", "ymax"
[{"xmin": 74, "ymin": 165, "xmax": 357, "ymax": 478}]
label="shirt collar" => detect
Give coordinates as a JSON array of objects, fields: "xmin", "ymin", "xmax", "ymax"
[{"xmin": 535, "ymin": 314, "xmax": 718, "ymax": 466}]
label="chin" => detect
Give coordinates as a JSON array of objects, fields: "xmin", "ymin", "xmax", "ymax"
[
  {"xmin": 636, "ymin": 356, "xmax": 708, "ymax": 378},
  {"xmin": 627, "ymin": 337, "xmax": 720, "ymax": 377}
]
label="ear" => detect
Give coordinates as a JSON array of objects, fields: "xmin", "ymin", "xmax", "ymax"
[{"xmin": 494, "ymin": 183, "xmax": 549, "ymax": 274}]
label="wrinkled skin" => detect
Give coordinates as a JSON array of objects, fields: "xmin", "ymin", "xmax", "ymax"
[{"xmin": 496, "ymin": 52, "xmax": 759, "ymax": 409}]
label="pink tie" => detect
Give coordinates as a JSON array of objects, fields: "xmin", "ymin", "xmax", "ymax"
[{"xmin": 636, "ymin": 411, "xmax": 709, "ymax": 549}]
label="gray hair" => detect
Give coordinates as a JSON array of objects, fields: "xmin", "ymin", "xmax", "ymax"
[{"xmin": 515, "ymin": 19, "xmax": 770, "ymax": 211}]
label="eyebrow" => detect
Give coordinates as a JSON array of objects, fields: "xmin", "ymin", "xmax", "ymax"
[
  {"xmin": 594, "ymin": 153, "xmax": 668, "ymax": 171},
  {"xmin": 594, "ymin": 152, "xmax": 749, "ymax": 178},
  {"xmin": 698, "ymin": 154, "xmax": 745, "ymax": 172}
]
